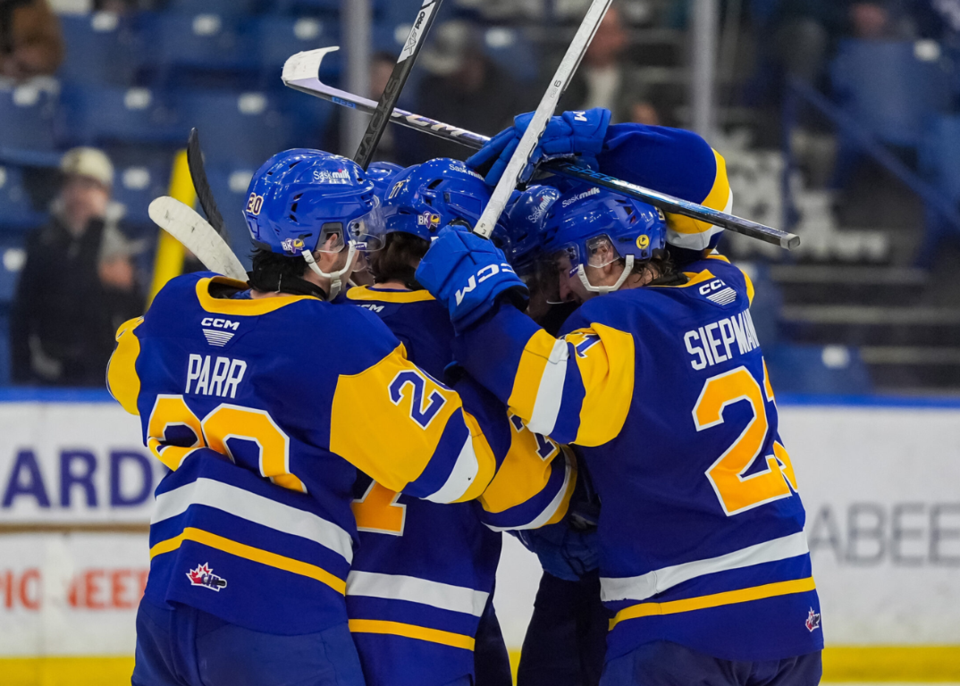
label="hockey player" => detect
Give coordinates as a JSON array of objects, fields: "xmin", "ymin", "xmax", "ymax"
[
  {"xmin": 415, "ymin": 112, "xmax": 824, "ymax": 685},
  {"xmin": 107, "ymin": 149, "xmax": 547, "ymax": 686},
  {"xmin": 345, "ymin": 158, "xmax": 576, "ymax": 686}
]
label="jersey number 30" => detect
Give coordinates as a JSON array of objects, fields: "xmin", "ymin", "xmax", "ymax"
[{"xmin": 693, "ymin": 365, "xmax": 798, "ymax": 516}]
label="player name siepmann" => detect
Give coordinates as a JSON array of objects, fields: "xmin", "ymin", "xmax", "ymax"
[{"xmin": 683, "ymin": 310, "xmax": 761, "ymax": 371}]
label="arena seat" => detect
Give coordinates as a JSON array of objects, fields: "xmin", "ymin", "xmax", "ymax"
[
  {"xmin": 205, "ymin": 165, "xmax": 257, "ymax": 270},
  {"xmin": 831, "ymin": 40, "xmax": 950, "ymax": 149},
  {"xmin": 58, "ymin": 12, "xmax": 140, "ymax": 86},
  {"xmin": 138, "ymin": 12, "xmax": 258, "ymax": 86},
  {"xmin": 254, "ymin": 16, "xmax": 340, "ymax": 76},
  {"xmin": 0, "ymin": 166, "xmax": 46, "ymax": 232},
  {"xmin": 484, "ymin": 27, "xmax": 539, "ymax": 84},
  {"xmin": 176, "ymin": 90, "xmax": 292, "ymax": 166},
  {"xmin": 0, "ymin": 85, "xmax": 57, "ymax": 152},
  {"xmin": 918, "ymin": 114, "xmax": 960, "ymax": 265},
  {"xmin": 166, "ymin": 0, "xmax": 261, "ymax": 16},
  {"xmin": 764, "ymin": 344, "xmax": 873, "ymax": 395},
  {"xmin": 112, "ymin": 160, "xmax": 174, "ymax": 228},
  {"xmin": 58, "ymin": 84, "xmax": 181, "ymax": 146}
]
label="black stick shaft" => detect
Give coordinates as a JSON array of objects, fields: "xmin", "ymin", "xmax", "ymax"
[
  {"xmin": 186, "ymin": 128, "xmax": 228, "ymax": 238},
  {"xmin": 353, "ymin": 0, "xmax": 444, "ymax": 169}
]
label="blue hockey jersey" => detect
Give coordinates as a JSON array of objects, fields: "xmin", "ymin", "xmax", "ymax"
[
  {"xmin": 107, "ymin": 273, "xmax": 507, "ymax": 635},
  {"xmin": 345, "ymin": 285, "xmax": 575, "ymax": 686},
  {"xmin": 455, "ymin": 256, "xmax": 823, "ymax": 663}
]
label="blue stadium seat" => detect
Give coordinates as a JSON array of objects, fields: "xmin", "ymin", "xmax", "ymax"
[
  {"xmin": 138, "ymin": 13, "xmax": 258, "ymax": 80},
  {"xmin": 167, "ymin": 0, "xmax": 261, "ymax": 16},
  {"xmin": 765, "ymin": 344, "xmax": 872, "ymax": 395},
  {"xmin": 0, "ymin": 166, "xmax": 46, "ymax": 231},
  {"xmin": 0, "ymin": 312, "xmax": 9, "ymax": 386},
  {"xmin": 0, "ymin": 235, "xmax": 26, "ymax": 306},
  {"xmin": 59, "ymin": 84, "xmax": 181, "ymax": 146},
  {"xmin": 831, "ymin": 40, "xmax": 950, "ymax": 148},
  {"xmin": 113, "ymin": 160, "xmax": 174, "ymax": 228},
  {"xmin": 206, "ymin": 165, "xmax": 257, "ymax": 270},
  {"xmin": 0, "ymin": 84, "xmax": 57, "ymax": 152},
  {"xmin": 177, "ymin": 90, "xmax": 292, "ymax": 166},
  {"xmin": 483, "ymin": 27, "xmax": 539, "ymax": 84},
  {"xmin": 58, "ymin": 12, "xmax": 140, "ymax": 86},
  {"xmin": 255, "ymin": 16, "xmax": 340, "ymax": 75}
]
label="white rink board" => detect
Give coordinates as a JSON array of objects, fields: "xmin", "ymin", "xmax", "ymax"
[
  {"xmin": 0, "ymin": 401, "xmax": 957, "ymax": 655},
  {"xmin": 0, "ymin": 533, "xmax": 148, "ymax": 656},
  {"xmin": 0, "ymin": 402, "xmax": 159, "ymax": 523}
]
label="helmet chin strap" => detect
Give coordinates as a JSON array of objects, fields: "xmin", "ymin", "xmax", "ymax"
[
  {"xmin": 577, "ymin": 255, "xmax": 635, "ymax": 296},
  {"xmin": 303, "ymin": 243, "xmax": 357, "ymax": 301}
]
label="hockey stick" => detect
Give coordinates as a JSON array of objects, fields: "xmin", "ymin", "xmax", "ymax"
[
  {"xmin": 283, "ymin": 49, "xmax": 800, "ymax": 250},
  {"xmin": 186, "ymin": 128, "xmax": 228, "ymax": 237},
  {"xmin": 149, "ymin": 197, "xmax": 248, "ymax": 281},
  {"xmin": 473, "ymin": 0, "xmax": 612, "ymax": 238},
  {"xmin": 354, "ymin": 0, "xmax": 444, "ymax": 168}
]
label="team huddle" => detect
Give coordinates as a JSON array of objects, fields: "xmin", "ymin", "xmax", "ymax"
[{"xmin": 107, "ymin": 108, "xmax": 824, "ymax": 686}]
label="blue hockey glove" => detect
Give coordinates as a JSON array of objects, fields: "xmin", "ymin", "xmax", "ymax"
[
  {"xmin": 467, "ymin": 108, "xmax": 613, "ymax": 186},
  {"xmin": 516, "ymin": 521, "xmax": 599, "ymax": 582},
  {"xmin": 416, "ymin": 225, "xmax": 529, "ymax": 332}
]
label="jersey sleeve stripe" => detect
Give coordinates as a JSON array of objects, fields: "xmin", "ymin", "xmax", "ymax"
[
  {"xmin": 608, "ymin": 576, "xmax": 816, "ymax": 631},
  {"xmin": 600, "ymin": 531, "xmax": 810, "ymax": 603},
  {"xmin": 422, "ymin": 430, "xmax": 480, "ymax": 503},
  {"xmin": 482, "ymin": 447, "xmax": 577, "ymax": 531},
  {"xmin": 526, "ymin": 338, "xmax": 571, "ymax": 436},
  {"xmin": 507, "ymin": 329, "xmax": 559, "ymax": 424},
  {"xmin": 152, "ymin": 477, "xmax": 354, "ymax": 564},
  {"xmin": 664, "ymin": 149, "xmax": 732, "ymax": 251},
  {"xmin": 571, "ymin": 323, "xmax": 636, "ymax": 447},
  {"xmin": 107, "ymin": 316, "xmax": 144, "ymax": 415},
  {"xmin": 346, "ymin": 571, "xmax": 489, "ymax": 617},
  {"xmin": 348, "ymin": 619, "xmax": 476, "ymax": 651},
  {"xmin": 150, "ymin": 526, "xmax": 347, "ymax": 594}
]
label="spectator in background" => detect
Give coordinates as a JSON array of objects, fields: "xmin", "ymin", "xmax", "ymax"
[
  {"xmin": 562, "ymin": 6, "xmax": 630, "ymax": 115},
  {"xmin": 412, "ymin": 20, "xmax": 524, "ymax": 162},
  {"xmin": 0, "ymin": 0, "xmax": 63, "ymax": 82},
  {"xmin": 11, "ymin": 148, "xmax": 144, "ymax": 387}
]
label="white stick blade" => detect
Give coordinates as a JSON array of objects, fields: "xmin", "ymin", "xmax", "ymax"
[
  {"xmin": 282, "ymin": 47, "xmax": 340, "ymax": 87},
  {"xmin": 148, "ymin": 197, "xmax": 248, "ymax": 281}
]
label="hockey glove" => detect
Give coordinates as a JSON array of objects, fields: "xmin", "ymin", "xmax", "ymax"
[
  {"xmin": 467, "ymin": 108, "xmax": 613, "ymax": 186},
  {"xmin": 416, "ymin": 225, "xmax": 529, "ymax": 332},
  {"xmin": 516, "ymin": 521, "xmax": 600, "ymax": 582}
]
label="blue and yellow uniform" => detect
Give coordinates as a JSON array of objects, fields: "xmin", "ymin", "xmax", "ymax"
[
  {"xmin": 108, "ymin": 272, "xmax": 507, "ymax": 641},
  {"xmin": 346, "ymin": 285, "xmax": 576, "ymax": 686},
  {"xmin": 454, "ymin": 255, "xmax": 823, "ymax": 665}
]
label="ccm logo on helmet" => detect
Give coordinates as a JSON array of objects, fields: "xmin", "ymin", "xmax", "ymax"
[{"xmin": 456, "ymin": 263, "xmax": 516, "ymax": 306}]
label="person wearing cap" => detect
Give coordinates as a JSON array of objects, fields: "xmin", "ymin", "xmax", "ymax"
[{"xmin": 10, "ymin": 146, "xmax": 144, "ymax": 386}]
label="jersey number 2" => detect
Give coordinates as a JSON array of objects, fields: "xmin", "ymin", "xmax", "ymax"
[
  {"xmin": 352, "ymin": 482, "xmax": 406, "ymax": 536},
  {"xmin": 693, "ymin": 365, "xmax": 798, "ymax": 516}
]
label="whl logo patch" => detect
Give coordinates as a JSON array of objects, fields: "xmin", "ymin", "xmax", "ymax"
[
  {"xmin": 187, "ymin": 563, "xmax": 227, "ymax": 591},
  {"xmin": 805, "ymin": 608, "xmax": 821, "ymax": 632}
]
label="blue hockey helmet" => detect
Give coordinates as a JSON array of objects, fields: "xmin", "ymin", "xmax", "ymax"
[
  {"xmin": 493, "ymin": 184, "xmax": 562, "ymax": 277},
  {"xmin": 539, "ymin": 185, "xmax": 666, "ymax": 300},
  {"xmin": 366, "ymin": 161, "xmax": 405, "ymax": 198},
  {"xmin": 378, "ymin": 158, "xmax": 492, "ymax": 242},
  {"xmin": 244, "ymin": 149, "xmax": 385, "ymax": 298}
]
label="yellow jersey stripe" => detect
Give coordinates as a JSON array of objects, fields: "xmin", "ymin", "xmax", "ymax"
[
  {"xmin": 195, "ymin": 277, "xmax": 321, "ymax": 316},
  {"xmin": 666, "ymin": 149, "xmax": 732, "ymax": 236},
  {"xmin": 571, "ymin": 323, "xmax": 635, "ymax": 447},
  {"xmin": 453, "ymin": 411, "xmax": 497, "ymax": 503},
  {"xmin": 508, "ymin": 329, "xmax": 559, "ymax": 421},
  {"xmin": 346, "ymin": 286, "xmax": 436, "ymax": 303},
  {"xmin": 348, "ymin": 619, "xmax": 476, "ymax": 651},
  {"xmin": 609, "ymin": 577, "xmax": 816, "ymax": 631},
  {"xmin": 150, "ymin": 527, "xmax": 347, "ymax": 594},
  {"xmin": 107, "ymin": 317, "xmax": 144, "ymax": 415}
]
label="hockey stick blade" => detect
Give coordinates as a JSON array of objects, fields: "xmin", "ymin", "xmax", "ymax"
[
  {"xmin": 283, "ymin": 50, "xmax": 800, "ymax": 250},
  {"xmin": 354, "ymin": 0, "xmax": 444, "ymax": 168},
  {"xmin": 187, "ymin": 128, "xmax": 228, "ymax": 237},
  {"xmin": 473, "ymin": 0, "xmax": 612, "ymax": 238},
  {"xmin": 149, "ymin": 197, "xmax": 248, "ymax": 281}
]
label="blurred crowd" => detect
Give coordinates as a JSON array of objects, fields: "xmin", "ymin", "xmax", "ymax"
[{"xmin": 3, "ymin": 0, "xmax": 960, "ymax": 388}]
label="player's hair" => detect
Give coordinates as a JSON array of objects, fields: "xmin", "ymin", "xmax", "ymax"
[
  {"xmin": 369, "ymin": 232, "xmax": 429, "ymax": 288},
  {"xmin": 248, "ymin": 248, "xmax": 321, "ymax": 296},
  {"xmin": 629, "ymin": 249, "xmax": 687, "ymax": 287}
]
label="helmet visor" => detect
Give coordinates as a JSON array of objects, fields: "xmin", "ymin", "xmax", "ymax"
[{"xmin": 316, "ymin": 199, "xmax": 386, "ymax": 255}]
